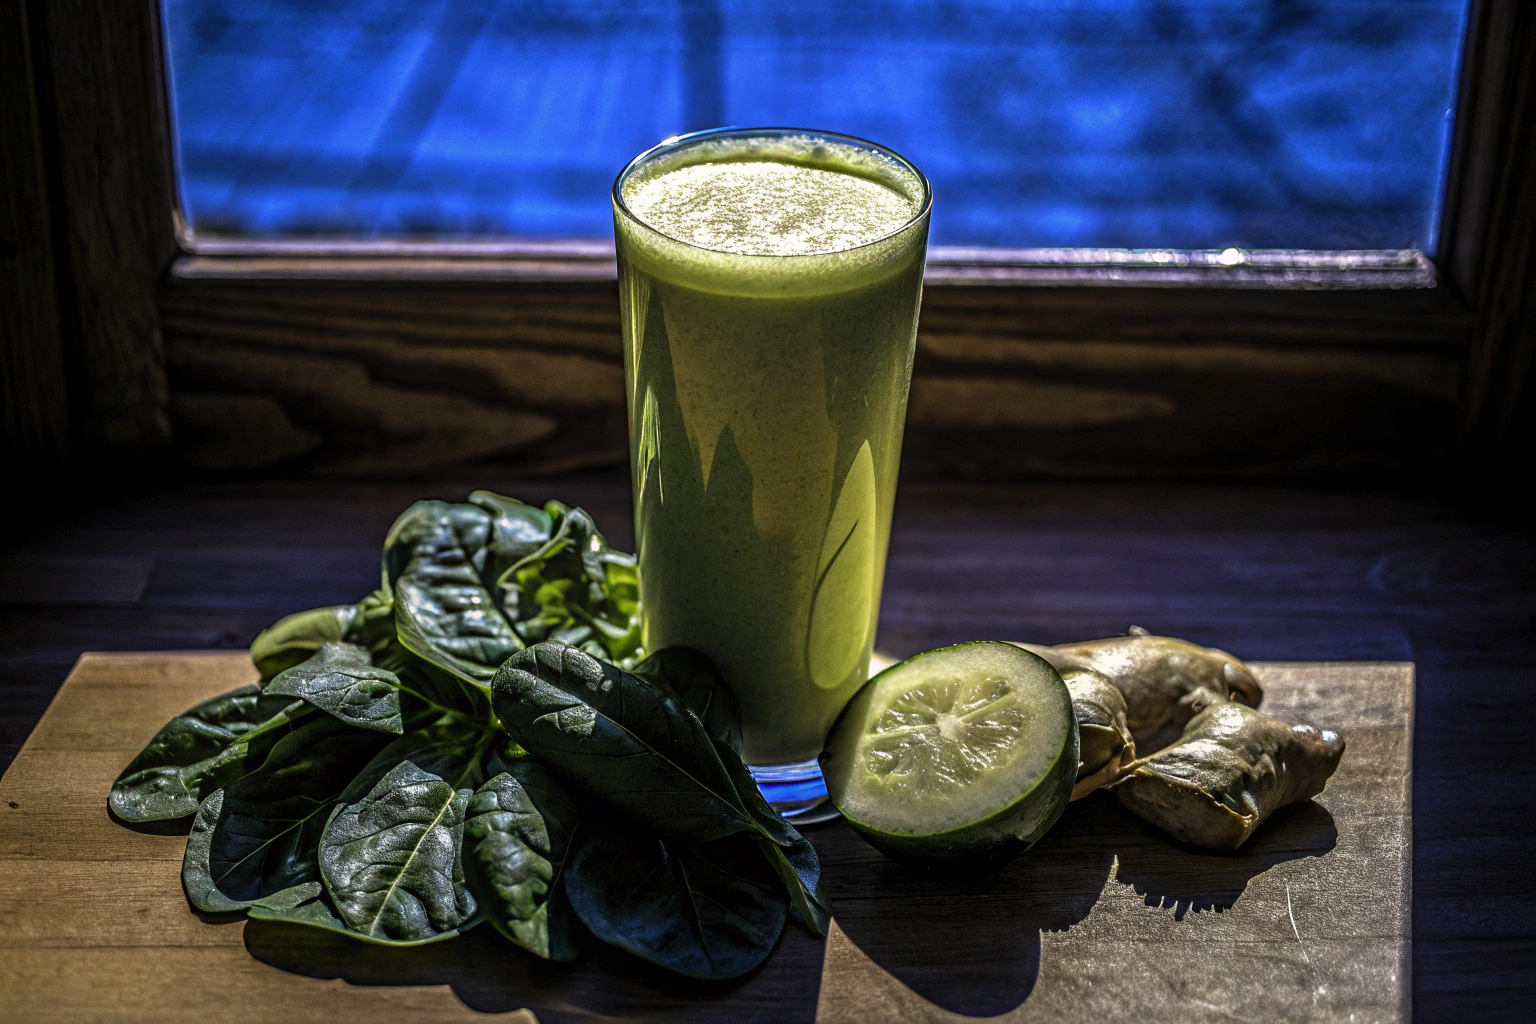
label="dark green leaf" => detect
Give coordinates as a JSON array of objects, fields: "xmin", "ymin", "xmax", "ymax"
[
  {"xmin": 336, "ymin": 711, "xmax": 495, "ymax": 805},
  {"xmin": 344, "ymin": 588, "xmax": 398, "ymax": 651},
  {"xmin": 386, "ymin": 648, "xmax": 492, "ymax": 721},
  {"xmin": 491, "ymin": 643, "xmax": 762, "ymax": 844},
  {"xmin": 319, "ymin": 760, "xmax": 479, "ymax": 942},
  {"xmin": 264, "ymin": 643, "xmax": 403, "ymax": 734},
  {"xmin": 708, "ymin": 737, "xmax": 829, "ymax": 935},
  {"xmin": 383, "ymin": 499, "xmax": 488, "ymax": 590},
  {"xmin": 385, "ymin": 499, "xmax": 524, "ymax": 683},
  {"xmin": 674, "ymin": 732, "xmax": 829, "ymax": 935},
  {"xmin": 251, "ymin": 606, "xmax": 355, "ymax": 680},
  {"xmin": 547, "ymin": 502, "xmax": 610, "ymax": 589},
  {"xmin": 394, "ymin": 576, "xmax": 519, "ymax": 685},
  {"xmin": 247, "ymin": 883, "xmax": 466, "ymax": 947},
  {"xmin": 592, "ymin": 554, "xmax": 643, "ymax": 668},
  {"xmin": 249, "ymin": 590, "xmax": 395, "ymax": 681},
  {"xmin": 315, "ymin": 718, "xmax": 494, "ymax": 943},
  {"xmin": 566, "ymin": 821, "xmax": 786, "ymax": 980},
  {"xmin": 182, "ymin": 714, "xmax": 394, "ymax": 912},
  {"xmin": 462, "ymin": 762, "xmax": 583, "ymax": 960},
  {"xmin": 634, "ymin": 647, "xmax": 743, "ymax": 754},
  {"xmin": 498, "ymin": 503, "xmax": 607, "ymax": 605},
  {"xmin": 468, "ymin": 490, "xmax": 553, "ymax": 583},
  {"xmin": 754, "ymin": 833, "xmax": 830, "ymax": 936},
  {"xmin": 115, "ymin": 685, "xmax": 281, "ymax": 773},
  {"xmin": 491, "ymin": 642, "xmax": 826, "ymax": 934},
  {"xmin": 381, "ymin": 494, "xmax": 641, "ymax": 676},
  {"xmin": 110, "ymin": 691, "xmax": 311, "ymax": 825},
  {"xmin": 496, "ymin": 504, "xmax": 643, "ymax": 666}
]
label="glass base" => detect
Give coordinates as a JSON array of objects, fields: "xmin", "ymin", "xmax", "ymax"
[{"xmin": 750, "ymin": 758, "xmax": 841, "ymax": 824}]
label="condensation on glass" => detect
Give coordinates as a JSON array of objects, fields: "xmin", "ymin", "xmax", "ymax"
[{"xmin": 163, "ymin": 0, "xmax": 1471, "ymax": 252}]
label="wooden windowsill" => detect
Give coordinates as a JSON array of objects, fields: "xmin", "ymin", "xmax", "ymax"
[{"xmin": 171, "ymin": 242, "xmax": 1436, "ymax": 290}]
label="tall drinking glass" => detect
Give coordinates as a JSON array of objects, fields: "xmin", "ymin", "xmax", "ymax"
[{"xmin": 612, "ymin": 128, "xmax": 931, "ymax": 819}]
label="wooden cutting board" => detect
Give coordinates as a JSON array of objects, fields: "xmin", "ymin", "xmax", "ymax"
[{"xmin": 0, "ymin": 654, "xmax": 1410, "ymax": 1024}]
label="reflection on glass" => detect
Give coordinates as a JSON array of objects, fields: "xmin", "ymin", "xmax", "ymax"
[{"xmin": 165, "ymin": 0, "xmax": 1470, "ymax": 250}]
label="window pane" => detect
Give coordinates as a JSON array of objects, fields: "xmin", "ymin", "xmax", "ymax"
[{"xmin": 164, "ymin": 0, "xmax": 1470, "ymax": 251}]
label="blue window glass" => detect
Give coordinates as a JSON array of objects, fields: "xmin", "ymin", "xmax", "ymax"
[{"xmin": 164, "ymin": 0, "xmax": 1471, "ymax": 252}]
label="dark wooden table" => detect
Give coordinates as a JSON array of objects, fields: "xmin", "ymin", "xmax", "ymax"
[{"xmin": 2, "ymin": 472, "xmax": 1532, "ymax": 1021}]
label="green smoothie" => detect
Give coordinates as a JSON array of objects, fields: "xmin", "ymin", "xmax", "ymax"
[{"xmin": 612, "ymin": 130, "xmax": 930, "ymax": 766}]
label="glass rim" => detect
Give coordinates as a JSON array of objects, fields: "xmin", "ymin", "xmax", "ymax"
[{"xmin": 611, "ymin": 126, "xmax": 933, "ymax": 260}]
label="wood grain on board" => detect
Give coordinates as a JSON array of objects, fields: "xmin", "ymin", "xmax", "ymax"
[
  {"xmin": 816, "ymin": 661, "xmax": 1411, "ymax": 1024},
  {"xmin": 0, "ymin": 652, "xmax": 1409, "ymax": 1024}
]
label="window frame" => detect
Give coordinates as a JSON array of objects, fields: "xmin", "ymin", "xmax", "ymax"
[{"xmin": 10, "ymin": 0, "xmax": 1530, "ymax": 477}]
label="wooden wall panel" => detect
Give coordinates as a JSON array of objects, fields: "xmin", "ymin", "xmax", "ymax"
[
  {"xmin": 42, "ymin": 0, "xmax": 178, "ymax": 458},
  {"xmin": 158, "ymin": 280, "xmax": 627, "ymax": 474},
  {"xmin": 905, "ymin": 286, "xmax": 1468, "ymax": 477},
  {"xmin": 160, "ymin": 278, "xmax": 1469, "ymax": 479},
  {"xmin": 1, "ymin": 0, "xmax": 71, "ymax": 467},
  {"xmin": 1439, "ymin": 0, "xmax": 1536, "ymax": 457}
]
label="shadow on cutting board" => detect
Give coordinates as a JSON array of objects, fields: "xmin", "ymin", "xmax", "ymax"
[
  {"xmin": 243, "ymin": 796, "xmax": 1336, "ymax": 1023},
  {"xmin": 244, "ymin": 896, "xmax": 828, "ymax": 1024},
  {"xmin": 824, "ymin": 793, "xmax": 1338, "ymax": 1017},
  {"xmin": 1114, "ymin": 799, "xmax": 1339, "ymax": 921}
]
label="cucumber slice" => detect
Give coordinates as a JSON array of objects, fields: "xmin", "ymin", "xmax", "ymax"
[{"xmin": 823, "ymin": 641, "xmax": 1078, "ymax": 865}]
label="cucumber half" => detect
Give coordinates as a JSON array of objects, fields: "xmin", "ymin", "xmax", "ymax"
[{"xmin": 823, "ymin": 641, "xmax": 1078, "ymax": 865}]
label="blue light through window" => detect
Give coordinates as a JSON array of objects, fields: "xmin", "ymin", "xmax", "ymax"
[{"xmin": 163, "ymin": 0, "xmax": 1471, "ymax": 251}]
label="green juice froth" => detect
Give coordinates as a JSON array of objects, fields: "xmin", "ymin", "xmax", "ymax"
[
  {"xmin": 624, "ymin": 160, "xmax": 916, "ymax": 256},
  {"xmin": 615, "ymin": 135, "xmax": 928, "ymax": 764}
]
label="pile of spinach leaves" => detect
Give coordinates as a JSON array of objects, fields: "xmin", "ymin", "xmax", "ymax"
[{"xmin": 109, "ymin": 491, "xmax": 828, "ymax": 980}]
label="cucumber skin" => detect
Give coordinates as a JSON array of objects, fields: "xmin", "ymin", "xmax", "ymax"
[{"xmin": 840, "ymin": 722, "xmax": 1079, "ymax": 868}]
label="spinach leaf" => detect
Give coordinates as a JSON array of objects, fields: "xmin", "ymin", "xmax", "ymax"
[
  {"xmin": 494, "ymin": 643, "xmax": 829, "ymax": 935},
  {"xmin": 634, "ymin": 647, "xmax": 743, "ymax": 754},
  {"xmin": 491, "ymin": 643, "xmax": 762, "ymax": 844},
  {"xmin": 182, "ymin": 713, "xmax": 393, "ymax": 912},
  {"xmin": 386, "ymin": 499, "xmax": 523, "ymax": 683},
  {"xmin": 497, "ymin": 503, "xmax": 643, "ymax": 666},
  {"xmin": 383, "ymin": 499, "xmax": 489, "ymax": 590},
  {"xmin": 383, "ymin": 493, "xmax": 642, "ymax": 681},
  {"xmin": 250, "ymin": 590, "xmax": 395, "ymax": 681},
  {"xmin": 630, "ymin": 648, "xmax": 826, "ymax": 932},
  {"xmin": 111, "ymin": 693, "xmax": 313, "ymax": 825},
  {"xmin": 332, "ymin": 714, "xmax": 495, "ymax": 821},
  {"xmin": 315, "ymin": 718, "xmax": 494, "ymax": 943},
  {"xmin": 753, "ymin": 832, "xmax": 829, "ymax": 937},
  {"xmin": 384, "ymin": 491, "xmax": 554, "ymax": 593},
  {"xmin": 462, "ymin": 762, "xmax": 583, "ymax": 960},
  {"xmin": 504, "ymin": 503, "xmax": 609, "ymax": 607},
  {"xmin": 264, "ymin": 643, "xmax": 404, "ymax": 734},
  {"xmin": 709, "ymin": 745, "xmax": 830, "ymax": 935},
  {"xmin": 393, "ymin": 577, "xmax": 516, "ymax": 685},
  {"xmin": 468, "ymin": 490, "xmax": 554, "ymax": 584},
  {"xmin": 114, "ymin": 685, "xmax": 281, "ymax": 774},
  {"xmin": 597, "ymin": 554, "xmax": 644, "ymax": 668},
  {"xmin": 385, "ymin": 647, "xmax": 493, "ymax": 721},
  {"xmin": 345, "ymin": 588, "xmax": 399, "ymax": 651},
  {"xmin": 251, "ymin": 607, "xmax": 355, "ymax": 680},
  {"xmin": 247, "ymin": 883, "xmax": 468, "ymax": 947},
  {"xmin": 565, "ymin": 820, "xmax": 786, "ymax": 980}
]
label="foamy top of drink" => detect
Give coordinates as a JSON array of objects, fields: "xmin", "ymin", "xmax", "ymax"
[{"xmin": 622, "ymin": 159, "xmax": 918, "ymax": 257}]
